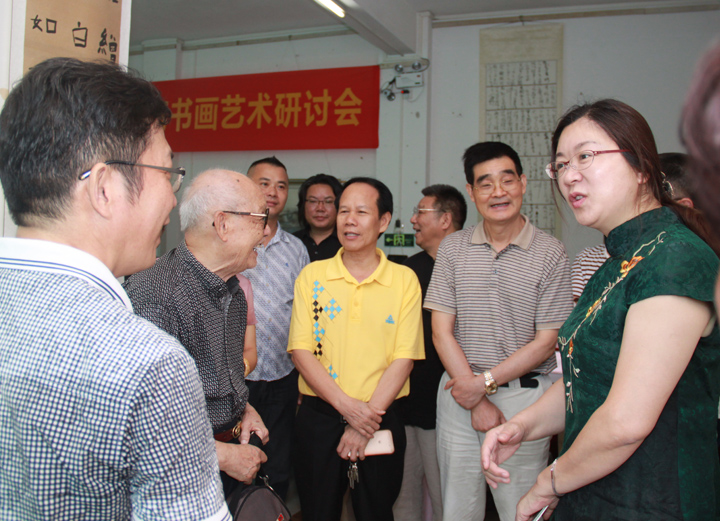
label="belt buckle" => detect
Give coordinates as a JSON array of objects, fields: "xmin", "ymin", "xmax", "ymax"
[{"xmin": 231, "ymin": 420, "xmax": 243, "ymax": 439}]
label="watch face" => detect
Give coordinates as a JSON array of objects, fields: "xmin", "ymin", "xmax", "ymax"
[{"xmin": 486, "ymin": 381, "xmax": 498, "ymax": 395}]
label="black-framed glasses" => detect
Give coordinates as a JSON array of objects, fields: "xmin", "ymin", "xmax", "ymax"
[
  {"xmin": 306, "ymin": 197, "xmax": 336, "ymax": 207},
  {"xmin": 79, "ymin": 160, "xmax": 186, "ymax": 193},
  {"xmin": 545, "ymin": 150, "xmax": 631, "ymax": 180},
  {"xmin": 214, "ymin": 208, "xmax": 269, "ymax": 228}
]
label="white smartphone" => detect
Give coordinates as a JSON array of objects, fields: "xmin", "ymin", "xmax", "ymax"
[
  {"xmin": 364, "ymin": 429, "xmax": 395, "ymax": 456},
  {"xmin": 531, "ymin": 505, "xmax": 549, "ymax": 521}
]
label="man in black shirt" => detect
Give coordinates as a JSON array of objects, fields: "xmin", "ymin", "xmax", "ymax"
[
  {"xmin": 394, "ymin": 184, "xmax": 467, "ymax": 521},
  {"xmin": 294, "ymin": 174, "xmax": 343, "ymax": 261}
]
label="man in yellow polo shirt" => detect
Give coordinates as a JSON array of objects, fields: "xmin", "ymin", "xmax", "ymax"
[{"xmin": 288, "ymin": 177, "xmax": 424, "ymax": 521}]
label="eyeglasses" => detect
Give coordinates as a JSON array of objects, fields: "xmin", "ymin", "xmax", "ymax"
[
  {"xmin": 79, "ymin": 160, "xmax": 186, "ymax": 193},
  {"xmin": 545, "ymin": 150, "xmax": 631, "ymax": 180},
  {"xmin": 306, "ymin": 197, "xmax": 335, "ymax": 207},
  {"xmin": 215, "ymin": 208, "xmax": 270, "ymax": 228},
  {"xmin": 412, "ymin": 207, "xmax": 444, "ymax": 216},
  {"xmin": 472, "ymin": 176, "xmax": 521, "ymax": 196}
]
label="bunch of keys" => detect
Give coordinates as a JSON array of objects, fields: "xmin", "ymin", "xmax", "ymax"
[{"xmin": 347, "ymin": 461, "xmax": 359, "ymax": 489}]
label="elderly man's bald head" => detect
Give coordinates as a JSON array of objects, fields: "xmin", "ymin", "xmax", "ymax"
[{"xmin": 179, "ymin": 169, "xmax": 263, "ymax": 232}]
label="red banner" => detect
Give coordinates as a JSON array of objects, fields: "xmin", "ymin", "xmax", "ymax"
[{"xmin": 153, "ymin": 66, "xmax": 380, "ymax": 152}]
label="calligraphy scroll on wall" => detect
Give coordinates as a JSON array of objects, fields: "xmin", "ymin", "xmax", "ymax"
[
  {"xmin": 479, "ymin": 25, "xmax": 563, "ymax": 237},
  {"xmin": 24, "ymin": 0, "xmax": 122, "ymax": 73},
  {"xmin": 154, "ymin": 65, "xmax": 380, "ymax": 152}
]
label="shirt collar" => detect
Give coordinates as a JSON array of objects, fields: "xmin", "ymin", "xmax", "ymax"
[
  {"xmin": 605, "ymin": 207, "xmax": 676, "ymax": 257},
  {"xmin": 326, "ymin": 247, "xmax": 393, "ymax": 286},
  {"xmin": 176, "ymin": 241, "xmax": 228, "ymax": 299},
  {"xmin": 0, "ymin": 237, "xmax": 133, "ymax": 310},
  {"xmin": 266, "ymin": 223, "xmax": 290, "ymax": 248},
  {"xmin": 470, "ymin": 215, "xmax": 534, "ymax": 250}
]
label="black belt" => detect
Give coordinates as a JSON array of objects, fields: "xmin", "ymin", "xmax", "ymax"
[{"xmin": 499, "ymin": 372, "xmax": 541, "ymax": 388}]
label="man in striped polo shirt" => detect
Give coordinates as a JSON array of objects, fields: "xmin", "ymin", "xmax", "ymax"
[{"xmin": 425, "ymin": 142, "xmax": 573, "ymax": 521}]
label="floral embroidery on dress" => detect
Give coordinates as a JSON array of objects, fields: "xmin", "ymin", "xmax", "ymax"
[{"xmin": 559, "ymin": 231, "xmax": 666, "ymax": 413}]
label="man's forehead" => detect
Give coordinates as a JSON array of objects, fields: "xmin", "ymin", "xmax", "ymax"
[
  {"xmin": 472, "ymin": 156, "xmax": 519, "ymax": 182},
  {"xmin": 250, "ymin": 163, "xmax": 288, "ymax": 183},
  {"xmin": 418, "ymin": 195, "xmax": 437, "ymax": 208},
  {"xmin": 339, "ymin": 182, "xmax": 378, "ymax": 205}
]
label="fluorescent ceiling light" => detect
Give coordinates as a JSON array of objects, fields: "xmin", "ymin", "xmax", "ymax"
[{"xmin": 313, "ymin": 0, "xmax": 345, "ymax": 18}]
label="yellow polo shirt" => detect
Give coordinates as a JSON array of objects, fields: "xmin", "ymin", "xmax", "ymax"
[{"xmin": 288, "ymin": 248, "xmax": 424, "ymax": 401}]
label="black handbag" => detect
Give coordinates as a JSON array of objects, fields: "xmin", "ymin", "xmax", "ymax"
[{"xmin": 227, "ymin": 434, "xmax": 292, "ymax": 521}]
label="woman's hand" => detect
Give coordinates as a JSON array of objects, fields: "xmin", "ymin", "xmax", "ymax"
[
  {"xmin": 515, "ymin": 470, "xmax": 559, "ymax": 521},
  {"xmin": 481, "ymin": 420, "xmax": 524, "ymax": 487}
]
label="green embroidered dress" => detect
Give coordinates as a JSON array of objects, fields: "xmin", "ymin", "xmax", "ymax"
[{"xmin": 555, "ymin": 207, "xmax": 720, "ymax": 520}]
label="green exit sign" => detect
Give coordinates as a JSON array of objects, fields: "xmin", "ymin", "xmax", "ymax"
[{"xmin": 384, "ymin": 233, "xmax": 415, "ymax": 247}]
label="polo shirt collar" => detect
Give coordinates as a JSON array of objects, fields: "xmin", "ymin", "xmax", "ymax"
[
  {"xmin": 326, "ymin": 247, "xmax": 393, "ymax": 286},
  {"xmin": 0, "ymin": 237, "xmax": 133, "ymax": 309},
  {"xmin": 177, "ymin": 241, "xmax": 228, "ymax": 299},
  {"xmin": 470, "ymin": 214, "xmax": 533, "ymax": 250}
]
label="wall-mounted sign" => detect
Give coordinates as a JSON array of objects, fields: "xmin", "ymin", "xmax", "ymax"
[
  {"xmin": 153, "ymin": 65, "xmax": 380, "ymax": 152},
  {"xmin": 24, "ymin": 0, "xmax": 122, "ymax": 73},
  {"xmin": 384, "ymin": 233, "xmax": 415, "ymax": 247}
]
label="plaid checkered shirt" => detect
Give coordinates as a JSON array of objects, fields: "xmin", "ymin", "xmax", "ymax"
[{"xmin": 0, "ymin": 238, "xmax": 230, "ymax": 520}]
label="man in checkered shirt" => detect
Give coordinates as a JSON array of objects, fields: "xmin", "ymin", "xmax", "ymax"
[{"xmin": 0, "ymin": 58, "xmax": 231, "ymax": 520}]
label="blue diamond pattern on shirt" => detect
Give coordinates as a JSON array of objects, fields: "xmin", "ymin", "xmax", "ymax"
[
  {"xmin": 312, "ymin": 280, "xmax": 325, "ymax": 300},
  {"xmin": 386, "ymin": 315, "xmax": 395, "ymax": 324},
  {"xmin": 328, "ymin": 365, "xmax": 338, "ymax": 379},
  {"xmin": 313, "ymin": 322, "xmax": 325, "ymax": 342},
  {"xmin": 326, "ymin": 298, "xmax": 342, "ymax": 320}
]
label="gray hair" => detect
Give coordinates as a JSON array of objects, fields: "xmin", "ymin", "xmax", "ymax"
[{"xmin": 179, "ymin": 170, "xmax": 248, "ymax": 232}]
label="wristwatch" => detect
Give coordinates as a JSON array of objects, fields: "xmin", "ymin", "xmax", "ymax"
[{"xmin": 483, "ymin": 370, "xmax": 498, "ymax": 395}]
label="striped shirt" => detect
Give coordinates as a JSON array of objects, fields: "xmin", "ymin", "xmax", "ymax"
[
  {"xmin": 424, "ymin": 218, "xmax": 573, "ymax": 374},
  {"xmin": 0, "ymin": 238, "xmax": 229, "ymax": 520},
  {"xmin": 571, "ymin": 244, "xmax": 609, "ymax": 302},
  {"xmin": 242, "ymin": 224, "xmax": 310, "ymax": 381}
]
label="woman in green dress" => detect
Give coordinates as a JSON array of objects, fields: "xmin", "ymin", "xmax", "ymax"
[{"xmin": 481, "ymin": 99, "xmax": 720, "ymax": 521}]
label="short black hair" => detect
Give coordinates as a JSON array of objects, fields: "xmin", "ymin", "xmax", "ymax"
[
  {"xmin": 462, "ymin": 142, "xmax": 523, "ymax": 184},
  {"xmin": 248, "ymin": 156, "xmax": 287, "ymax": 175},
  {"xmin": 0, "ymin": 57, "xmax": 171, "ymax": 226},
  {"xmin": 342, "ymin": 177, "xmax": 393, "ymax": 218},
  {"xmin": 659, "ymin": 152, "xmax": 693, "ymax": 201},
  {"xmin": 421, "ymin": 184, "xmax": 467, "ymax": 230},
  {"xmin": 297, "ymin": 174, "xmax": 344, "ymax": 230}
]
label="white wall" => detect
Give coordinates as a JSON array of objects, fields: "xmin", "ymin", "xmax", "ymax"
[
  {"xmin": 130, "ymin": 9, "xmax": 720, "ymax": 260},
  {"xmin": 430, "ymin": 11, "xmax": 720, "ymax": 259}
]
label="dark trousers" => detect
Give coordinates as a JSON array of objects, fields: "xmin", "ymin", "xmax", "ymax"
[
  {"xmin": 294, "ymin": 396, "xmax": 406, "ymax": 521},
  {"xmin": 246, "ymin": 369, "xmax": 298, "ymax": 500}
]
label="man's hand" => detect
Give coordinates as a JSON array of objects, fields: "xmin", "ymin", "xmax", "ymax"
[
  {"xmin": 444, "ymin": 374, "xmax": 484, "ymax": 409},
  {"xmin": 471, "ymin": 397, "xmax": 506, "ymax": 433},
  {"xmin": 336, "ymin": 425, "xmax": 371, "ymax": 462},
  {"xmin": 337, "ymin": 397, "xmax": 384, "ymax": 438},
  {"xmin": 240, "ymin": 404, "xmax": 269, "ymax": 445},
  {"xmin": 216, "ymin": 442, "xmax": 267, "ymax": 484},
  {"xmin": 481, "ymin": 421, "xmax": 525, "ymax": 488}
]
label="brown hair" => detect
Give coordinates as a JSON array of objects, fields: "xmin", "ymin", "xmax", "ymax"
[
  {"xmin": 681, "ymin": 41, "xmax": 720, "ymax": 240},
  {"xmin": 551, "ymin": 99, "xmax": 720, "ymax": 255}
]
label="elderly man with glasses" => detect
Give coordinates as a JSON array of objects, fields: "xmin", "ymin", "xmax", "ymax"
[{"xmin": 124, "ymin": 169, "xmax": 271, "ymax": 500}]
